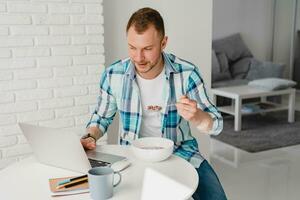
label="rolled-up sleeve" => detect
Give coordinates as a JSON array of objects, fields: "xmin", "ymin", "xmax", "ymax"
[
  {"xmin": 86, "ymin": 71, "xmax": 117, "ymax": 135},
  {"xmin": 186, "ymin": 68, "xmax": 223, "ymax": 135}
]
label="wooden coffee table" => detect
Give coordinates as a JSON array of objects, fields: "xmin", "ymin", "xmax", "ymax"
[{"xmin": 211, "ymin": 85, "xmax": 296, "ymax": 131}]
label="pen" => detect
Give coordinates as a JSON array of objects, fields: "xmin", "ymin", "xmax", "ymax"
[
  {"xmin": 56, "ymin": 177, "xmax": 88, "ymax": 190},
  {"xmin": 57, "ymin": 174, "xmax": 87, "ymax": 186},
  {"xmin": 64, "ymin": 179, "xmax": 88, "ymax": 189}
]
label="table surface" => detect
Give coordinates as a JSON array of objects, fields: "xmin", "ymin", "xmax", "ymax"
[
  {"xmin": 211, "ymin": 85, "xmax": 294, "ymax": 97},
  {"xmin": 0, "ymin": 145, "xmax": 198, "ymax": 200}
]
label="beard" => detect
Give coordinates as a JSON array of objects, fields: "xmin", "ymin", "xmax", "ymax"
[{"xmin": 135, "ymin": 62, "xmax": 155, "ymax": 74}]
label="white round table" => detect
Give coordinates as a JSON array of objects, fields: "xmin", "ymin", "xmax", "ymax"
[{"xmin": 0, "ymin": 145, "xmax": 198, "ymax": 200}]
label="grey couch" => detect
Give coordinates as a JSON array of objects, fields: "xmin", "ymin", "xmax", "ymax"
[{"xmin": 212, "ymin": 33, "xmax": 285, "ymax": 88}]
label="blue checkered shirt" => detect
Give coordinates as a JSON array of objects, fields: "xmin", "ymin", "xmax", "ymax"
[{"xmin": 87, "ymin": 52, "xmax": 223, "ymax": 168}]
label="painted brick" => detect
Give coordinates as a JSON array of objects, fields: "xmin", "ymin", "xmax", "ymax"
[
  {"xmin": 0, "ymin": 58, "xmax": 36, "ymax": 69},
  {"xmin": 0, "ymin": 158, "xmax": 17, "ymax": 169},
  {"xmin": 3, "ymin": 144, "xmax": 33, "ymax": 158},
  {"xmin": 0, "ymin": 0, "xmax": 104, "ymax": 167},
  {"xmin": 13, "ymin": 47, "xmax": 50, "ymax": 57},
  {"xmin": 87, "ymin": 45, "xmax": 104, "ymax": 55},
  {"xmin": 86, "ymin": 25, "xmax": 104, "ymax": 34},
  {"xmin": 0, "ymin": 27, "xmax": 9, "ymax": 35},
  {"xmin": 52, "ymin": 46, "xmax": 86, "ymax": 56},
  {"xmin": 37, "ymin": 56, "xmax": 72, "ymax": 67},
  {"xmin": 15, "ymin": 89, "xmax": 52, "ymax": 101},
  {"xmin": 72, "ymin": 35, "xmax": 103, "ymax": 45},
  {"xmin": 37, "ymin": 77, "xmax": 73, "ymax": 88},
  {"xmin": 17, "ymin": 135, "xmax": 28, "ymax": 144},
  {"xmin": 0, "ymin": 37, "xmax": 33, "ymax": 47},
  {"xmin": 7, "ymin": 3, "xmax": 47, "ymax": 13},
  {"xmin": 54, "ymin": 66, "xmax": 87, "ymax": 77},
  {"xmin": 54, "ymin": 86, "xmax": 88, "ymax": 97},
  {"xmin": 75, "ymin": 114, "xmax": 90, "ymax": 126},
  {"xmin": 0, "ymin": 124, "xmax": 22, "ymax": 136},
  {"xmin": 0, "ymin": 49, "xmax": 11, "ymax": 58},
  {"xmin": 33, "ymin": 15, "xmax": 70, "ymax": 25},
  {"xmin": 0, "ymin": 4, "xmax": 6, "ymax": 12},
  {"xmin": 14, "ymin": 68, "xmax": 53, "ymax": 80},
  {"xmin": 0, "ymin": 102, "xmax": 37, "ymax": 114},
  {"xmin": 18, "ymin": 110, "xmax": 55, "ymax": 122},
  {"xmin": 11, "ymin": 26, "xmax": 49, "ymax": 35},
  {"xmin": 48, "ymin": 4, "xmax": 84, "ymax": 14},
  {"xmin": 0, "ymin": 136, "xmax": 17, "ymax": 148},
  {"xmin": 55, "ymin": 106, "xmax": 88, "ymax": 118},
  {"xmin": 85, "ymin": 4, "xmax": 102, "ymax": 14},
  {"xmin": 0, "ymin": 115, "xmax": 16, "ymax": 126},
  {"xmin": 0, "ymin": 15, "xmax": 31, "ymax": 25},
  {"xmin": 39, "ymin": 98, "xmax": 73, "ymax": 109},
  {"xmin": 50, "ymin": 26, "xmax": 85, "ymax": 35},
  {"xmin": 71, "ymin": 0, "xmax": 101, "ymax": 3},
  {"xmin": 75, "ymin": 95, "xmax": 97, "ymax": 105},
  {"xmin": 88, "ymin": 65, "xmax": 104, "ymax": 74},
  {"xmin": 71, "ymin": 15, "xmax": 103, "ymax": 25},
  {"xmin": 0, "ymin": 80, "xmax": 37, "ymax": 91},
  {"xmin": 0, "ymin": 93, "xmax": 14, "ymax": 104},
  {"xmin": 73, "ymin": 55, "xmax": 105, "ymax": 65},
  {"xmin": 39, "ymin": 118, "xmax": 74, "ymax": 128},
  {"xmin": 0, "ymin": 71, "xmax": 13, "ymax": 81},
  {"xmin": 74, "ymin": 75, "xmax": 99, "ymax": 85},
  {"xmin": 88, "ymin": 85, "xmax": 99, "ymax": 94},
  {"xmin": 35, "ymin": 36, "xmax": 70, "ymax": 46}
]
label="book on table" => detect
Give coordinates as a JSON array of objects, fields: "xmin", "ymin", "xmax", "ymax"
[{"xmin": 48, "ymin": 175, "xmax": 89, "ymax": 196}]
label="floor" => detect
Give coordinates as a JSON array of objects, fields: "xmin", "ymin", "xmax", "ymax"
[{"xmin": 210, "ymin": 91, "xmax": 300, "ymax": 200}]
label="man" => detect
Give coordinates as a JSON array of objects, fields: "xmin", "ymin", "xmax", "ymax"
[{"xmin": 81, "ymin": 7, "xmax": 227, "ymax": 200}]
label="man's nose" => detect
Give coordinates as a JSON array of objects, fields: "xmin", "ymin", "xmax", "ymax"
[{"xmin": 135, "ymin": 50, "xmax": 145, "ymax": 62}]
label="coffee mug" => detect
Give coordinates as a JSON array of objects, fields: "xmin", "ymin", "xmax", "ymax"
[{"xmin": 88, "ymin": 166, "xmax": 122, "ymax": 200}]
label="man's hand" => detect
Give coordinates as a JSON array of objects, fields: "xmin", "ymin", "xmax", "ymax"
[
  {"xmin": 176, "ymin": 95, "xmax": 213, "ymax": 132},
  {"xmin": 80, "ymin": 137, "xmax": 96, "ymax": 150}
]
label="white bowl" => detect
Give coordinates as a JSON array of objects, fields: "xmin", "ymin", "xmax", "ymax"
[{"xmin": 131, "ymin": 137, "xmax": 174, "ymax": 162}]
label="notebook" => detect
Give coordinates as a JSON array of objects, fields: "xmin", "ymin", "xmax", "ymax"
[{"xmin": 19, "ymin": 123, "xmax": 127, "ymax": 173}]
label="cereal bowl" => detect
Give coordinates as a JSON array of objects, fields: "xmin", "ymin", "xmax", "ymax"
[{"xmin": 131, "ymin": 137, "xmax": 174, "ymax": 162}]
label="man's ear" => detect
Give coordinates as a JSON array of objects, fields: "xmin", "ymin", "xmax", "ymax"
[{"xmin": 161, "ymin": 36, "xmax": 168, "ymax": 49}]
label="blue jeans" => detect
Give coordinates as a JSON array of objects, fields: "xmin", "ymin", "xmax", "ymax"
[{"xmin": 192, "ymin": 160, "xmax": 227, "ymax": 200}]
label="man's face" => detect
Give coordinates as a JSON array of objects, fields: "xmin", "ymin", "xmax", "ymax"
[{"xmin": 127, "ymin": 25, "xmax": 167, "ymax": 77}]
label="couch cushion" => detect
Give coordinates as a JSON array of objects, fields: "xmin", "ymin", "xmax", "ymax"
[
  {"xmin": 212, "ymin": 51, "xmax": 231, "ymax": 82},
  {"xmin": 230, "ymin": 57, "xmax": 252, "ymax": 79},
  {"xmin": 245, "ymin": 59, "xmax": 284, "ymax": 80},
  {"xmin": 212, "ymin": 33, "xmax": 253, "ymax": 62},
  {"xmin": 248, "ymin": 78, "xmax": 296, "ymax": 91},
  {"xmin": 212, "ymin": 79, "xmax": 249, "ymax": 88}
]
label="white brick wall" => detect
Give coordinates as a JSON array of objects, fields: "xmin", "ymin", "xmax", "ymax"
[{"xmin": 0, "ymin": 0, "xmax": 104, "ymax": 169}]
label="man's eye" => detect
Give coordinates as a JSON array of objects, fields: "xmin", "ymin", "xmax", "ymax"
[{"xmin": 145, "ymin": 48, "xmax": 152, "ymax": 50}]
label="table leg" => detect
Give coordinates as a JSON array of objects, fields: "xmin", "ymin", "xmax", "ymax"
[
  {"xmin": 234, "ymin": 97, "xmax": 242, "ymax": 131},
  {"xmin": 288, "ymin": 89, "xmax": 295, "ymax": 123},
  {"xmin": 261, "ymin": 96, "xmax": 267, "ymax": 103},
  {"xmin": 212, "ymin": 93, "xmax": 217, "ymax": 106}
]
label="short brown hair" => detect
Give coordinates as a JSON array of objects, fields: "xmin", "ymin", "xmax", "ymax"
[{"xmin": 126, "ymin": 7, "xmax": 165, "ymax": 37}]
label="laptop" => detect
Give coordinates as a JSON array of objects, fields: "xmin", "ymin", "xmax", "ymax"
[{"xmin": 18, "ymin": 123, "xmax": 127, "ymax": 173}]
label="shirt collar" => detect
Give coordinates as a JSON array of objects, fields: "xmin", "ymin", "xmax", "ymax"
[{"xmin": 125, "ymin": 52, "xmax": 178, "ymax": 80}]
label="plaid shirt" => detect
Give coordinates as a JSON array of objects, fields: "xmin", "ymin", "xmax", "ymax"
[{"xmin": 87, "ymin": 52, "xmax": 223, "ymax": 168}]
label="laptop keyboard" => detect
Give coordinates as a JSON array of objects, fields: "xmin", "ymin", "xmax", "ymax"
[{"xmin": 88, "ymin": 158, "xmax": 111, "ymax": 168}]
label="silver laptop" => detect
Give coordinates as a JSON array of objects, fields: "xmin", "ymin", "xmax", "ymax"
[{"xmin": 19, "ymin": 123, "xmax": 126, "ymax": 173}]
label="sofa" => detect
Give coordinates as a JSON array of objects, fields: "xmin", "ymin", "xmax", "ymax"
[
  {"xmin": 211, "ymin": 33, "xmax": 285, "ymax": 105},
  {"xmin": 211, "ymin": 33, "xmax": 285, "ymax": 89}
]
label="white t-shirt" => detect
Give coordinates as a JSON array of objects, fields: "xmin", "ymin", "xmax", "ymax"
[{"xmin": 136, "ymin": 70, "xmax": 165, "ymax": 138}]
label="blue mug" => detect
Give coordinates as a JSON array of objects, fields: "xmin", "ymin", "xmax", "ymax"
[{"xmin": 88, "ymin": 166, "xmax": 122, "ymax": 200}]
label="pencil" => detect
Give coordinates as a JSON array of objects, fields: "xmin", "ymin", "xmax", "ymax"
[
  {"xmin": 56, "ymin": 177, "xmax": 88, "ymax": 190},
  {"xmin": 57, "ymin": 174, "xmax": 87, "ymax": 186}
]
